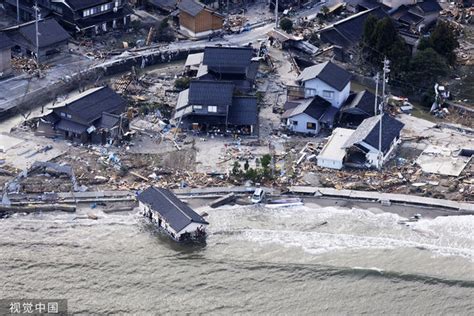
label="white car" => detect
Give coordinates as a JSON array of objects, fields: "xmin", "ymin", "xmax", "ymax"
[{"xmin": 251, "ymin": 188, "xmax": 265, "ymax": 204}]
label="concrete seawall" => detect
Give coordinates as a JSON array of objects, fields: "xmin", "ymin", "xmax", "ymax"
[
  {"xmin": 173, "ymin": 186, "xmax": 473, "ymax": 213},
  {"xmin": 288, "ymin": 186, "xmax": 474, "ymax": 213}
]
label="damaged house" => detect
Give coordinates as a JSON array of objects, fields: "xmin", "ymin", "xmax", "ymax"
[
  {"xmin": 390, "ymin": 0, "xmax": 442, "ymax": 33},
  {"xmin": 318, "ymin": 7, "xmax": 388, "ymax": 53},
  {"xmin": 4, "ymin": 0, "xmax": 133, "ymax": 34},
  {"xmin": 282, "ymin": 96, "xmax": 336, "ymax": 135},
  {"xmin": 174, "ymin": 80, "xmax": 257, "ymax": 135},
  {"xmin": 178, "ymin": 0, "xmax": 224, "ymax": 38},
  {"xmin": 343, "ymin": 113, "xmax": 404, "ymax": 169},
  {"xmin": 186, "ymin": 46, "xmax": 258, "ymax": 92},
  {"xmin": 3, "ymin": 18, "xmax": 70, "ymax": 60},
  {"xmin": 38, "ymin": 86, "xmax": 128, "ymax": 144},
  {"xmin": 284, "ymin": 61, "xmax": 352, "ymax": 134},
  {"xmin": 339, "ymin": 89, "xmax": 379, "ymax": 127}
]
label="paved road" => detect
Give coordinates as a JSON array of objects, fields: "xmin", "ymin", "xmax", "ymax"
[
  {"xmin": 0, "ymin": 2, "xmax": 339, "ymax": 114},
  {"xmin": 295, "ymin": 0, "xmax": 342, "ymax": 21},
  {"xmin": 0, "ymin": 54, "xmax": 96, "ymax": 112}
]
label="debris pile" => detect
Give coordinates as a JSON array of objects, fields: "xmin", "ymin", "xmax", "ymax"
[
  {"xmin": 225, "ymin": 15, "xmax": 248, "ymax": 33},
  {"xmin": 11, "ymin": 57, "xmax": 50, "ymax": 74}
]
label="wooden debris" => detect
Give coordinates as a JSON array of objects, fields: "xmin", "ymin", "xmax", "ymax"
[{"xmin": 210, "ymin": 193, "xmax": 236, "ymax": 208}]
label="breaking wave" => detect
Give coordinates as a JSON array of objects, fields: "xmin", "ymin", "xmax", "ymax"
[{"xmin": 208, "ymin": 205, "xmax": 474, "ymax": 261}]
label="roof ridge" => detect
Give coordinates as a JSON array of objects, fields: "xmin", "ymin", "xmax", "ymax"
[{"xmin": 154, "ymin": 187, "xmax": 193, "ymax": 222}]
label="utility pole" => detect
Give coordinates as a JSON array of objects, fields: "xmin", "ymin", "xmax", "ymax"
[
  {"xmin": 34, "ymin": 0, "xmax": 40, "ymax": 75},
  {"xmin": 16, "ymin": 0, "xmax": 20, "ymax": 22},
  {"xmin": 373, "ymin": 72, "xmax": 379, "ymax": 117},
  {"xmin": 274, "ymin": 0, "xmax": 279, "ymax": 28},
  {"xmin": 378, "ymin": 58, "xmax": 390, "ymax": 169}
]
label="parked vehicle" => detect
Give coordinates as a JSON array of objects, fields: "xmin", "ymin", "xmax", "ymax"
[{"xmin": 251, "ymin": 188, "xmax": 265, "ymax": 203}]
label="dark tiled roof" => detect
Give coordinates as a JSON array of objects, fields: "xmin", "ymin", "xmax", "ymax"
[
  {"xmin": 149, "ymin": 0, "xmax": 177, "ymax": 11},
  {"xmin": 297, "ymin": 61, "xmax": 352, "ymax": 91},
  {"xmin": 399, "ymin": 11, "xmax": 424, "ymax": 25},
  {"xmin": 416, "ymin": 0, "xmax": 442, "ymax": 13},
  {"xmin": 178, "ymin": 0, "xmax": 204, "ymax": 16},
  {"xmin": 98, "ymin": 112, "xmax": 121, "ymax": 129},
  {"xmin": 320, "ymin": 106, "xmax": 339, "ymax": 125},
  {"xmin": 0, "ymin": 33, "xmax": 13, "ymax": 50},
  {"xmin": 392, "ymin": 6, "xmax": 424, "ymax": 25},
  {"xmin": 203, "ymin": 46, "xmax": 254, "ymax": 75},
  {"xmin": 56, "ymin": 87, "xmax": 126, "ymax": 125},
  {"xmin": 17, "ymin": 19, "xmax": 70, "ymax": 48},
  {"xmin": 319, "ymin": 28, "xmax": 351, "ymax": 48},
  {"xmin": 344, "ymin": 113, "xmax": 404, "ymax": 153},
  {"xmin": 138, "ymin": 187, "xmax": 208, "ymax": 232},
  {"xmin": 282, "ymin": 96, "xmax": 332, "ymax": 120},
  {"xmin": 228, "ymin": 97, "xmax": 257, "ymax": 125},
  {"xmin": 188, "ymin": 80, "xmax": 234, "ymax": 106},
  {"xmin": 55, "ymin": 119, "xmax": 87, "ymax": 134},
  {"xmin": 66, "ymin": 0, "xmax": 110, "ymax": 10},
  {"xmin": 319, "ymin": 7, "xmax": 388, "ymax": 48},
  {"xmin": 342, "ymin": 90, "xmax": 378, "ymax": 116},
  {"xmin": 356, "ymin": 0, "xmax": 390, "ymax": 10}
]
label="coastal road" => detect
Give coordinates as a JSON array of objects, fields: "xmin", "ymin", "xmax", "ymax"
[{"xmin": 0, "ymin": 2, "xmax": 339, "ymax": 115}]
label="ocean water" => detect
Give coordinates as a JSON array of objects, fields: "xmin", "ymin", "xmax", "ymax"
[{"xmin": 1, "ymin": 204, "xmax": 473, "ymax": 314}]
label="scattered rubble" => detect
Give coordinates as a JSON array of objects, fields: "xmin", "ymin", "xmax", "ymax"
[{"xmin": 11, "ymin": 57, "xmax": 50, "ymax": 75}]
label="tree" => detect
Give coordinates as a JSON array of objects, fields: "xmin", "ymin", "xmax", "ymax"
[
  {"xmin": 232, "ymin": 161, "xmax": 241, "ymax": 176},
  {"xmin": 405, "ymin": 48, "xmax": 449, "ymax": 102},
  {"xmin": 362, "ymin": 14, "xmax": 378, "ymax": 48},
  {"xmin": 174, "ymin": 77, "xmax": 190, "ymax": 90},
  {"xmin": 155, "ymin": 18, "xmax": 175, "ymax": 43},
  {"xmin": 279, "ymin": 18, "xmax": 293, "ymax": 33},
  {"xmin": 361, "ymin": 16, "xmax": 410, "ymax": 74},
  {"xmin": 425, "ymin": 21, "xmax": 459, "ymax": 65},
  {"xmin": 321, "ymin": 5, "xmax": 329, "ymax": 16}
]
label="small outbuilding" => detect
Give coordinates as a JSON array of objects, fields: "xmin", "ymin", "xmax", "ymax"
[
  {"xmin": 317, "ymin": 128, "xmax": 355, "ymax": 170},
  {"xmin": 138, "ymin": 187, "xmax": 209, "ymax": 242},
  {"xmin": 178, "ymin": 0, "xmax": 224, "ymax": 38}
]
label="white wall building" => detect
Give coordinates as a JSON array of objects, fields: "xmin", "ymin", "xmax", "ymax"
[
  {"xmin": 317, "ymin": 128, "xmax": 355, "ymax": 170},
  {"xmin": 282, "ymin": 96, "xmax": 336, "ymax": 135},
  {"xmin": 137, "ymin": 187, "xmax": 209, "ymax": 242},
  {"xmin": 343, "ymin": 114, "xmax": 405, "ymax": 169},
  {"xmin": 296, "ymin": 61, "xmax": 352, "ymax": 108}
]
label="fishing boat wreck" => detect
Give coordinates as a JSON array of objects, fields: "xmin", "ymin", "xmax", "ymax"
[{"xmin": 137, "ymin": 187, "xmax": 209, "ymax": 242}]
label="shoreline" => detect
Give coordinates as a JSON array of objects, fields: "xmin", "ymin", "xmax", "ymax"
[{"xmin": 183, "ymin": 195, "xmax": 470, "ymax": 220}]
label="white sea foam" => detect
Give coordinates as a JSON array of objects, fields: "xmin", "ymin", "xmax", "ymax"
[{"xmin": 210, "ymin": 205, "xmax": 474, "ymax": 261}]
